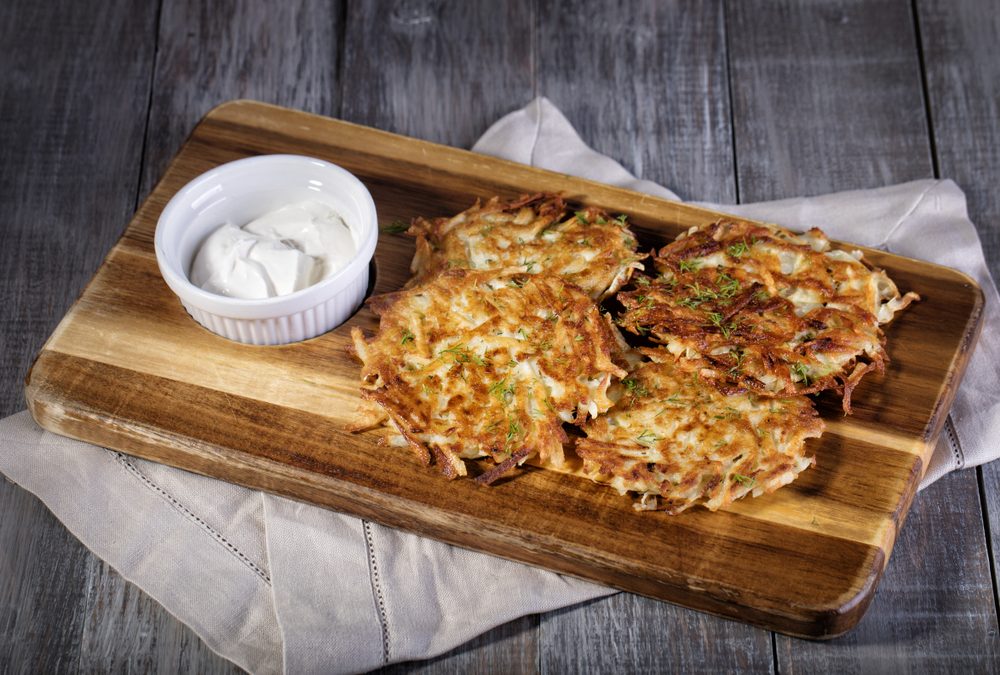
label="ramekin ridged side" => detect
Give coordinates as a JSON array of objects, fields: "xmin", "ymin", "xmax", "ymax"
[{"xmin": 182, "ymin": 267, "xmax": 369, "ymax": 345}]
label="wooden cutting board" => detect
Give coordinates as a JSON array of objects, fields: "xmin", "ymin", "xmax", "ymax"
[{"xmin": 25, "ymin": 100, "xmax": 983, "ymax": 639}]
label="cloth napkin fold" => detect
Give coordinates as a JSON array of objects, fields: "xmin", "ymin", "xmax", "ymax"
[{"xmin": 2, "ymin": 97, "xmax": 999, "ymax": 674}]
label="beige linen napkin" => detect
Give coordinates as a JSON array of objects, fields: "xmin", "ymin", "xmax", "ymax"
[{"xmin": 2, "ymin": 97, "xmax": 998, "ymax": 673}]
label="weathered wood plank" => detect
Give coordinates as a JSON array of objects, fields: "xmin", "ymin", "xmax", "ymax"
[
  {"xmin": 726, "ymin": 0, "xmax": 999, "ymax": 668},
  {"xmin": 381, "ymin": 617, "xmax": 540, "ymax": 675},
  {"xmin": 916, "ymin": 0, "xmax": 1000, "ymax": 277},
  {"xmin": 534, "ymin": 2, "xmax": 772, "ymax": 671},
  {"xmin": 340, "ymin": 0, "xmax": 536, "ymax": 149},
  {"xmin": 540, "ymin": 594, "xmax": 773, "ymax": 674},
  {"xmin": 76, "ymin": 559, "xmax": 242, "ymax": 673},
  {"xmin": 0, "ymin": 477, "xmax": 95, "ymax": 671},
  {"xmin": 0, "ymin": 0, "xmax": 164, "ymax": 670},
  {"xmin": 0, "ymin": 0, "xmax": 155, "ymax": 417},
  {"xmin": 139, "ymin": 0, "xmax": 343, "ymax": 200},
  {"xmin": 918, "ymin": 0, "xmax": 1000, "ymax": 648},
  {"xmin": 727, "ymin": 0, "xmax": 932, "ymax": 200},
  {"xmin": 340, "ymin": 2, "xmax": 538, "ymax": 671},
  {"xmin": 536, "ymin": 0, "xmax": 737, "ymax": 204}
]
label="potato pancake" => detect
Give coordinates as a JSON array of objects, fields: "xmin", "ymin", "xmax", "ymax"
[
  {"xmin": 350, "ymin": 269, "xmax": 627, "ymax": 483},
  {"xmin": 577, "ymin": 353, "xmax": 824, "ymax": 513},
  {"xmin": 617, "ymin": 219, "xmax": 918, "ymax": 412},
  {"xmin": 407, "ymin": 193, "xmax": 643, "ymax": 300}
]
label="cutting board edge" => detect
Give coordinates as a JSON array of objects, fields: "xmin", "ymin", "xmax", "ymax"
[{"xmin": 24, "ymin": 369, "xmax": 887, "ymax": 640}]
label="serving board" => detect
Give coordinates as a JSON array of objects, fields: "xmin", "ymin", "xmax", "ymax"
[{"xmin": 25, "ymin": 100, "xmax": 983, "ymax": 638}]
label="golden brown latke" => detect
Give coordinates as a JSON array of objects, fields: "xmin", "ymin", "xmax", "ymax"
[
  {"xmin": 577, "ymin": 352, "xmax": 824, "ymax": 513},
  {"xmin": 407, "ymin": 193, "xmax": 643, "ymax": 300},
  {"xmin": 616, "ymin": 219, "xmax": 918, "ymax": 412},
  {"xmin": 350, "ymin": 269, "xmax": 627, "ymax": 483}
]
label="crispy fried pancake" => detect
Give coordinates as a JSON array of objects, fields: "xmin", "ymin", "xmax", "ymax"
[
  {"xmin": 408, "ymin": 193, "xmax": 643, "ymax": 300},
  {"xmin": 350, "ymin": 269, "xmax": 627, "ymax": 482},
  {"xmin": 617, "ymin": 219, "xmax": 918, "ymax": 412},
  {"xmin": 577, "ymin": 353, "xmax": 824, "ymax": 513}
]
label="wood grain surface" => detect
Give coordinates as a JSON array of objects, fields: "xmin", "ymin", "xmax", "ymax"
[
  {"xmin": 23, "ymin": 101, "xmax": 983, "ymax": 641},
  {"xmin": 3, "ymin": 0, "xmax": 1000, "ymax": 671}
]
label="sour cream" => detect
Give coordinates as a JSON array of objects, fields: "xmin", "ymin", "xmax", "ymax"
[{"xmin": 190, "ymin": 200, "xmax": 356, "ymax": 299}]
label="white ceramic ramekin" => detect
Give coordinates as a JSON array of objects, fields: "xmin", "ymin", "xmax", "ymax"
[{"xmin": 154, "ymin": 154, "xmax": 378, "ymax": 345}]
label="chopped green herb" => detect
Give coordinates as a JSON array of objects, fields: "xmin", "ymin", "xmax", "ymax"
[
  {"xmin": 684, "ymin": 282, "xmax": 719, "ymax": 306},
  {"xmin": 715, "ymin": 272, "xmax": 740, "ymax": 298},
  {"xmin": 400, "ymin": 329, "xmax": 415, "ymax": 345},
  {"xmin": 636, "ymin": 429, "xmax": 662, "ymax": 446},
  {"xmin": 575, "ymin": 211, "xmax": 589, "ymax": 224},
  {"xmin": 663, "ymin": 393, "xmax": 684, "ymax": 406},
  {"xmin": 731, "ymin": 472, "xmax": 754, "ymax": 486},
  {"xmin": 439, "ymin": 343, "xmax": 483, "ymax": 366},
  {"xmin": 506, "ymin": 419, "xmax": 522, "ymax": 442},
  {"xmin": 727, "ymin": 348, "xmax": 746, "ymax": 378},
  {"xmin": 790, "ymin": 362, "xmax": 812, "ymax": 386},
  {"xmin": 706, "ymin": 312, "xmax": 734, "ymax": 338},
  {"xmin": 622, "ymin": 377, "xmax": 650, "ymax": 399},
  {"xmin": 635, "ymin": 276, "xmax": 651, "ymax": 286},
  {"xmin": 727, "ymin": 241, "xmax": 750, "ymax": 258},
  {"xmin": 489, "ymin": 378, "xmax": 516, "ymax": 403},
  {"xmin": 678, "ymin": 259, "xmax": 701, "ymax": 273},
  {"xmin": 615, "ymin": 214, "xmax": 629, "ymax": 226},
  {"xmin": 382, "ymin": 220, "xmax": 409, "ymax": 234},
  {"xmin": 538, "ymin": 221, "xmax": 560, "ymax": 237}
]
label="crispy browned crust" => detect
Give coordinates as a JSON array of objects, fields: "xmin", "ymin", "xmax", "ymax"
[
  {"xmin": 350, "ymin": 269, "xmax": 627, "ymax": 481},
  {"xmin": 407, "ymin": 193, "xmax": 644, "ymax": 300},
  {"xmin": 350, "ymin": 201, "xmax": 918, "ymax": 513},
  {"xmin": 617, "ymin": 219, "xmax": 919, "ymax": 412},
  {"xmin": 577, "ymin": 354, "xmax": 824, "ymax": 513}
]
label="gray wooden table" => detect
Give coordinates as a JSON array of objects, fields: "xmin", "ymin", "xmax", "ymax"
[{"xmin": 2, "ymin": 0, "xmax": 999, "ymax": 672}]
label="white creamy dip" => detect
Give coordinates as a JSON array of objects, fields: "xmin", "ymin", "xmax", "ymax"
[{"xmin": 189, "ymin": 200, "xmax": 356, "ymax": 299}]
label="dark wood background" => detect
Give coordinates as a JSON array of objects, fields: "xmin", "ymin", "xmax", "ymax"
[{"xmin": 2, "ymin": 0, "xmax": 998, "ymax": 671}]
